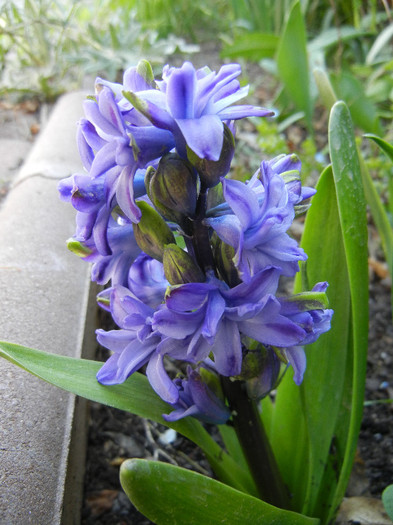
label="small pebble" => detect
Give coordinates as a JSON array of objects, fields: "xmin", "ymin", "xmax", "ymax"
[{"xmin": 158, "ymin": 428, "xmax": 177, "ymax": 445}]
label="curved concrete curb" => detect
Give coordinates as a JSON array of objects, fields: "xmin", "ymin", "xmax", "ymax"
[{"xmin": 0, "ymin": 92, "xmax": 97, "ymax": 525}]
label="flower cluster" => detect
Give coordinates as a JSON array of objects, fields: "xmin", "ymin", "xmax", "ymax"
[{"xmin": 60, "ymin": 60, "xmax": 333, "ymax": 424}]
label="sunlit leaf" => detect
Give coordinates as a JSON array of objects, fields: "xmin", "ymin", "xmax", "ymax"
[
  {"xmin": 221, "ymin": 33, "xmax": 279, "ymax": 61},
  {"xmin": 120, "ymin": 459, "xmax": 320, "ymax": 525},
  {"xmin": 362, "ymin": 134, "xmax": 393, "ymax": 317},
  {"xmin": 330, "ymin": 71, "xmax": 382, "ymax": 135},
  {"xmin": 276, "ymin": 0, "xmax": 313, "ymax": 132},
  {"xmin": 268, "ymin": 166, "xmax": 351, "ymax": 514},
  {"xmin": 308, "ymin": 26, "xmax": 368, "ymax": 54},
  {"xmin": 382, "ymin": 484, "xmax": 393, "ymax": 521},
  {"xmin": 266, "ymin": 102, "xmax": 368, "ymax": 525},
  {"xmin": 366, "ymin": 24, "xmax": 393, "ymax": 65},
  {"xmin": 364, "ymin": 133, "xmax": 393, "ymax": 163},
  {"xmin": 322, "ymin": 101, "xmax": 369, "ymax": 524}
]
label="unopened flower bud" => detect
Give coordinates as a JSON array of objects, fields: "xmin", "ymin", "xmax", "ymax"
[
  {"xmin": 212, "ymin": 236, "xmax": 240, "ymax": 287},
  {"xmin": 163, "ymin": 243, "xmax": 205, "ymax": 285},
  {"xmin": 133, "ymin": 201, "xmax": 175, "ymax": 262},
  {"xmin": 66, "ymin": 238, "xmax": 92, "ymax": 258},
  {"xmin": 241, "ymin": 348, "xmax": 281, "ymax": 401},
  {"xmin": 187, "ymin": 123, "xmax": 235, "ymax": 188},
  {"xmin": 148, "ymin": 153, "xmax": 198, "ymax": 221}
]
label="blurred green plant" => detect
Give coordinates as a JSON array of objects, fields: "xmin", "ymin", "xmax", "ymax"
[
  {"xmin": 221, "ymin": 0, "xmax": 392, "ymax": 135},
  {"xmin": 115, "ymin": 0, "xmax": 231, "ymax": 41},
  {"xmin": 0, "ymin": 0, "xmax": 78, "ymax": 100},
  {"xmin": 0, "ymin": 0, "xmax": 199, "ymax": 101}
]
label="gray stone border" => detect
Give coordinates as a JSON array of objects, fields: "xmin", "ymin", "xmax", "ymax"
[{"xmin": 0, "ymin": 92, "xmax": 96, "ymax": 525}]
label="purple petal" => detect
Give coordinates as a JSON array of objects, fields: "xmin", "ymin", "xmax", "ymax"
[
  {"xmin": 89, "ymin": 141, "xmax": 117, "ymax": 179},
  {"xmin": 217, "ymin": 105, "xmax": 274, "ymax": 120},
  {"xmin": 96, "ymin": 328, "xmax": 131, "ymax": 353},
  {"xmin": 212, "ymin": 319, "xmax": 242, "ymax": 376},
  {"xmin": 176, "ymin": 114, "xmax": 223, "ymax": 161},
  {"xmin": 98, "ymin": 87, "xmax": 126, "ymax": 135},
  {"xmin": 223, "ymin": 178, "xmax": 260, "ymax": 229},
  {"xmin": 116, "ymin": 164, "xmax": 142, "ymax": 223},
  {"xmin": 285, "ymin": 346, "xmax": 306, "ymax": 385},
  {"xmin": 146, "ymin": 353, "xmax": 179, "ymax": 404},
  {"xmin": 83, "ymin": 98, "xmax": 122, "ymax": 138},
  {"xmin": 166, "ymin": 61, "xmax": 196, "ymax": 119},
  {"xmin": 239, "ymin": 296, "xmax": 305, "ymax": 346}
]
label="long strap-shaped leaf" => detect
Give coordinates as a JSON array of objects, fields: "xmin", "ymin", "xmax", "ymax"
[
  {"xmin": 276, "ymin": 0, "xmax": 313, "ymax": 133},
  {"xmin": 120, "ymin": 459, "xmax": 320, "ymax": 525},
  {"xmin": 0, "ymin": 341, "xmax": 256, "ymax": 496},
  {"xmin": 362, "ymin": 133, "xmax": 393, "ymax": 320},
  {"xmin": 265, "ymin": 102, "xmax": 368, "ymax": 524},
  {"xmin": 323, "ymin": 101, "xmax": 369, "ymax": 524},
  {"xmin": 267, "ymin": 165, "xmax": 352, "ymax": 514}
]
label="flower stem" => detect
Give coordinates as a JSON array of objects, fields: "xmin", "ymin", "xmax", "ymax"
[
  {"xmin": 221, "ymin": 377, "xmax": 290, "ymax": 509},
  {"xmin": 192, "ymin": 185, "xmax": 215, "ymax": 273}
]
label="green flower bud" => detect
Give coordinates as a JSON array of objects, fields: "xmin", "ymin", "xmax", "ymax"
[
  {"xmin": 136, "ymin": 59, "xmax": 156, "ymax": 88},
  {"xmin": 241, "ymin": 348, "xmax": 281, "ymax": 401},
  {"xmin": 199, "ymin": 367, "xmax": 225, "ymax": 402},
  {"xmin": 212, "ymin": 235, "xmax": 240, "ymax": 288},
  {"xmin": 133, "ymin": 201, "xmax": 175, "ymax": 262},
  {"xmin": 187, "ymin": 123, "xmax": 235, "ymax": 188},
  {"xmin": 163, "ymin": 243, "xmax": 205, "ymax": 285},
  {"xmin": 66, "ymin": 238, "xmax": 92, "ymax": 258},
  {"xmin": 148, "ymin": 153, "xmax": 198, "ymax": 220}
]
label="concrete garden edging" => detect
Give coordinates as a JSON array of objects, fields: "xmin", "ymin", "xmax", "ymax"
[{"xmin": 0, "ymin": 92, "xmax": 97, "ymax": 525}]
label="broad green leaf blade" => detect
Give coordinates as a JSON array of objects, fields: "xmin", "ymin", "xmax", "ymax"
[
  {"xmin": 220, "ymin": 32, "xmax": 279, "ymax": 61},
  {"xmin": 364, "ymin": 133, "xmax": 393, "ymax": 163},
  {"xmin": 366, "ymin": 24, "xmax": 393, "ymax": 65},
  {"xmin": 276, "ymin": 0, "xmax": 313, "ymax": 132},
  {"xmin": 382, "ymin": 484, "xmax": 393, "ymax": 521},
  {"xmin": 330, "ymin": 71, "xmax": 382, "ymax": 135},
  {"xmin": 313, "ymin": 67, "xmax": 337, "ymax": 109},
  {"xmin": 362, "ymin": 133, "xmax": 393, "ymax": 289},
  {"xmin": 308, "ymin": 26, "xmax": 368, "ymax": 54},
  {"xmin": 0, "ymin": 341, "xmax": 256, "ymax": 496},
  {"xmin": 269, "ymin": 166, "xmax": 351, "ymax": 513},
  {"xmin": 324, "ymin": 101, "xmax": 369, "ymax": 524},
  {"xmin": 357, "ymin": 148, "xmax": 393, "ymax": 318},
  {"xmin": 120, "ymin": 459, "xmax": 320, "ymax": 525},
  {"xmin": 268, "ymin": 100, "xmax": 369, "ymax": 523}
]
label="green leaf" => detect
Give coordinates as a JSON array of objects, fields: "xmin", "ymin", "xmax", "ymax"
[
  {"xmin": 120, "ymin": 459, "xmax": 320, "ymax": 525},
  {"xmin": 330, "ymin": 71, "xmax": 382, "ymax": 135},
  {"xmin": 322, "ymin": 101, "xmax": 369, "ymax": 524},
  {"xmin": 382, "ymin": 484, "xmax": 393, "ymax": 521},
  {"xmin": 0, "ymin": 341, "xmax": 256, "ymax": 496},
  {"xmin": 276, "ymin": 0, "xmax": 313, "ymax": 132},
  {"xmin": 366, "ymin": 24, "xmax": 393, "ymax": 65},
  {"xmin": 358, "ymin": 139, "xmax": 393, "ymax": 318},
  {"xmin": 269, "ymin": 166, "xmax": 352, "ymax": 514},
  {"xmin": 267, "ymin": 102, "xmax": 368, "ymax": 524},
  {"xmin": 308, "ymin": 26, "xmax": 368, "ymax": 54},
  {"xmin": 364, "ymin": 133, "xmax": 393, "ymax": 164},
  {"xmin": 220, "ymin": 33, "xmax": 279, "ymax": 61},
  {"xmin": 313, "ymin": 67, "xmax": 337, "ymax": 110}
]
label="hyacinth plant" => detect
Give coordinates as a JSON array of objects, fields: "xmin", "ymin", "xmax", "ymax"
[{"xmin": 0, "ymin": 60, "xmax": 369, "ymax": 525}]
